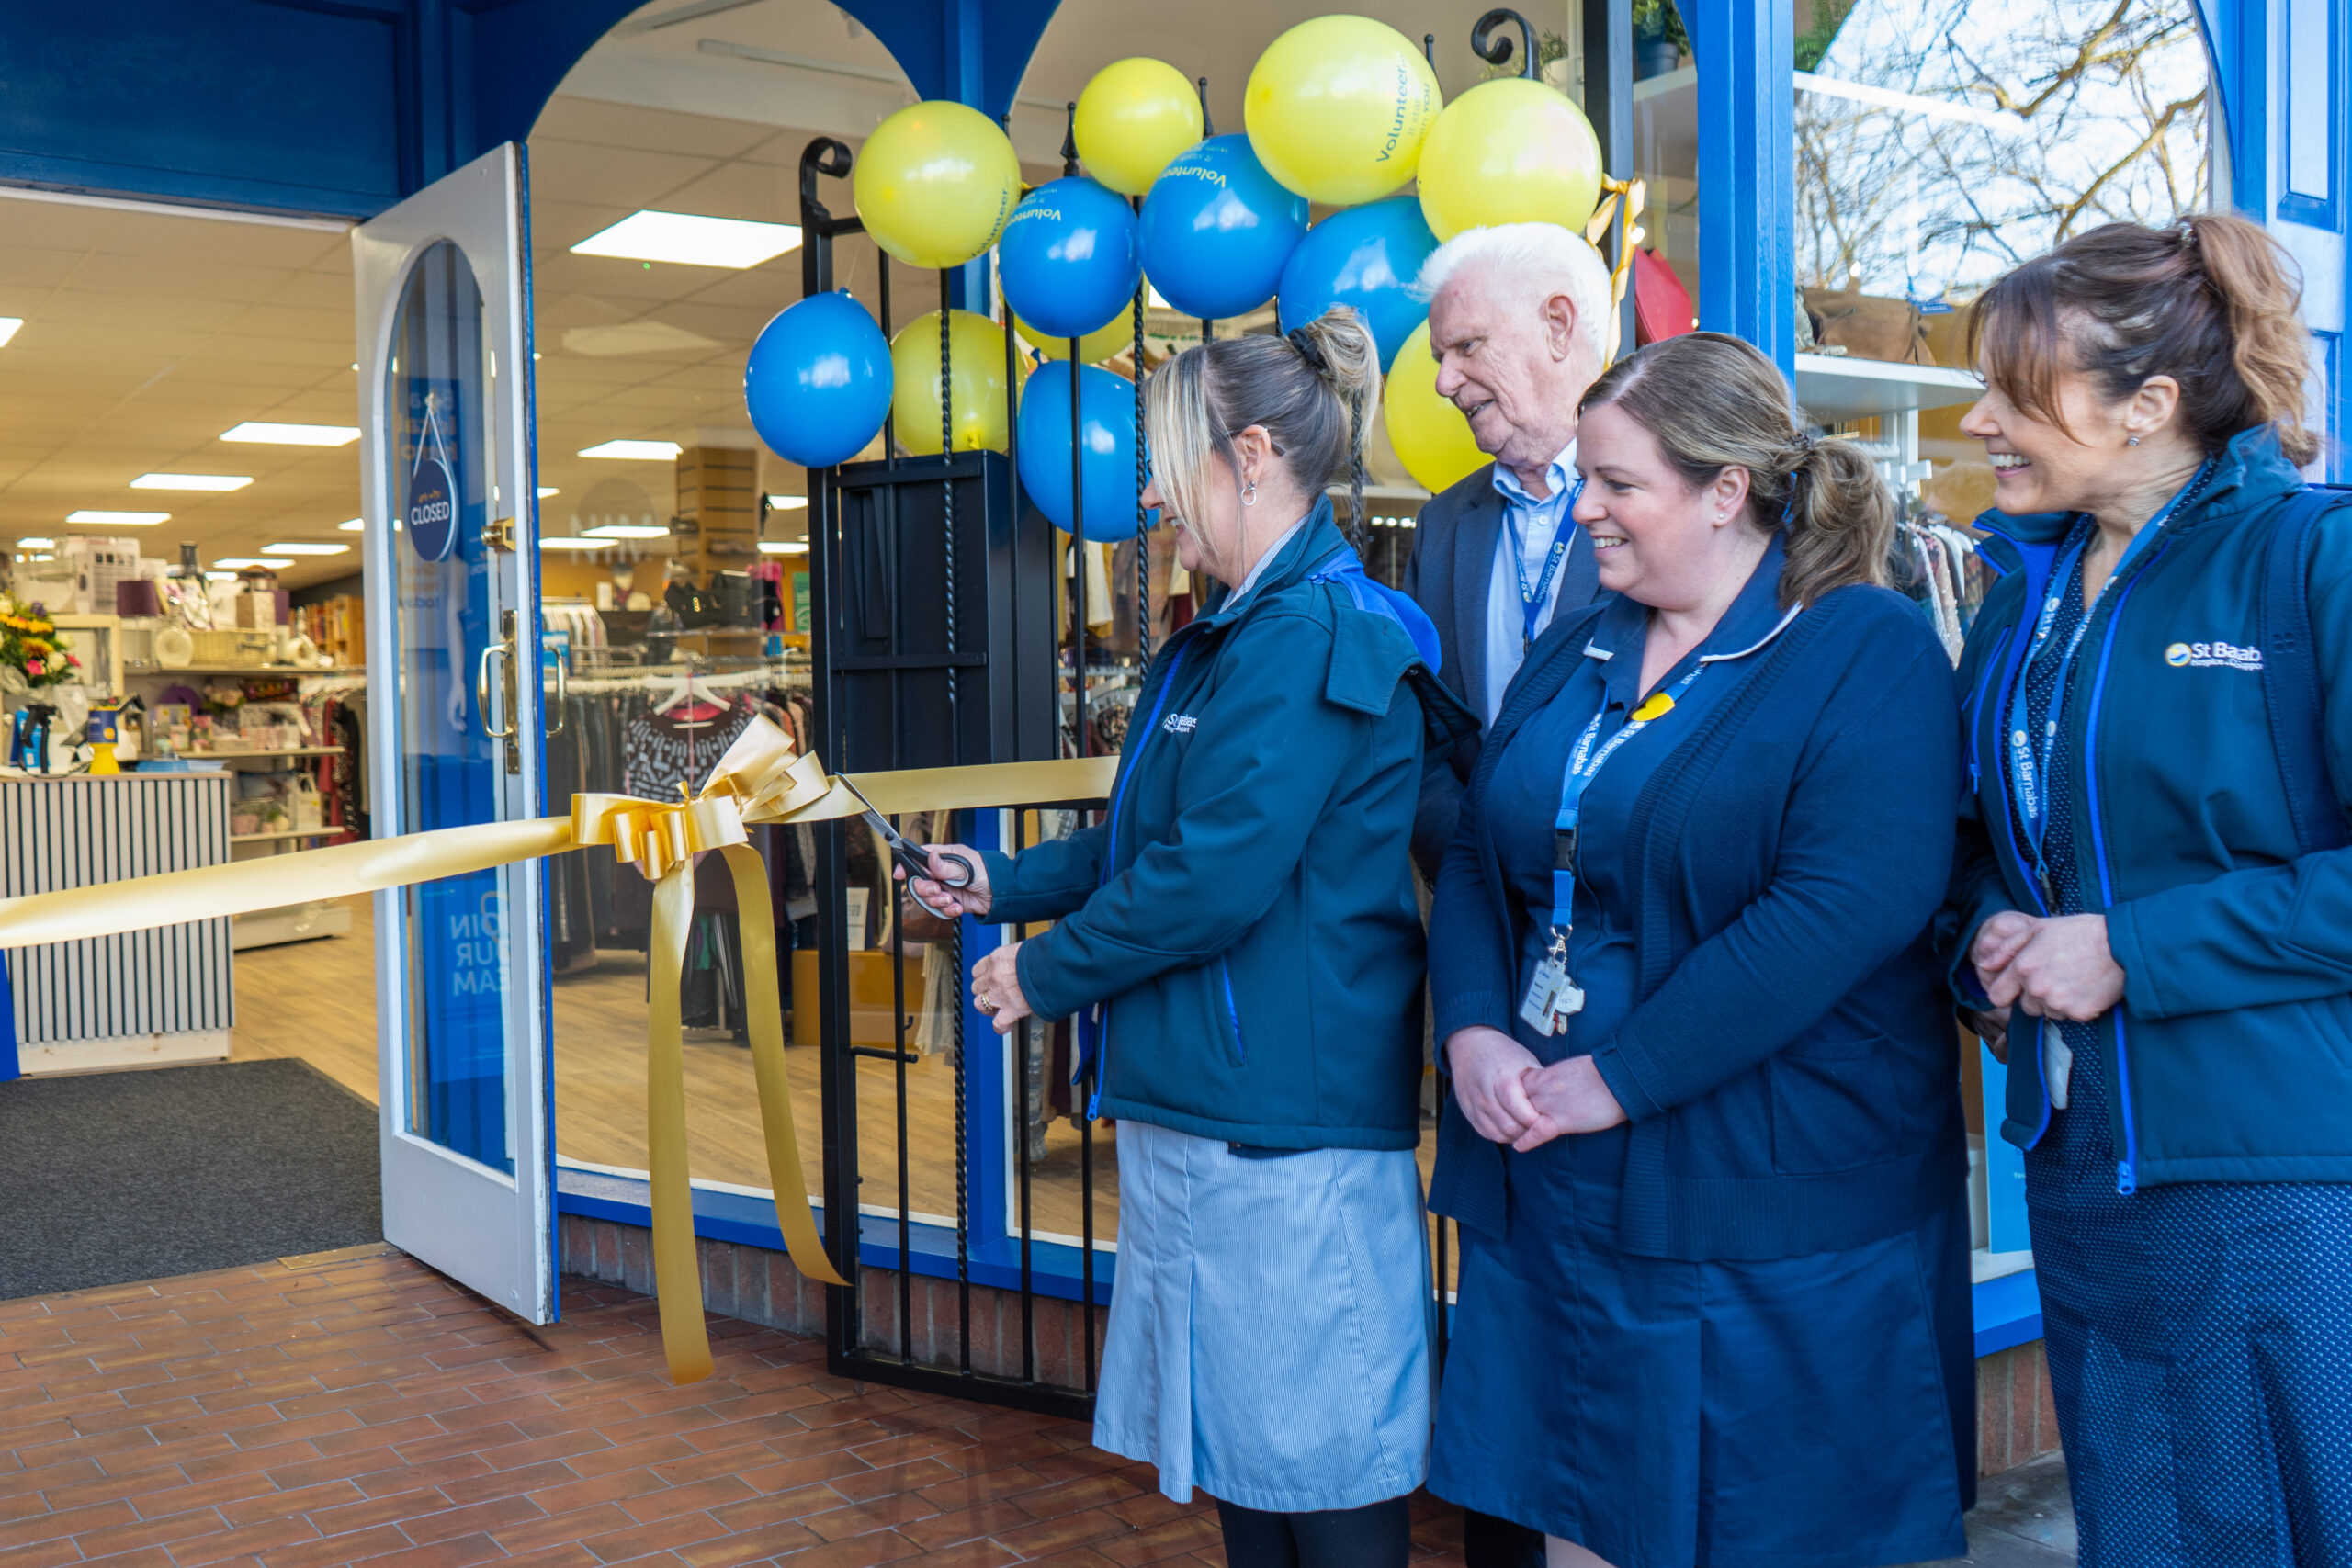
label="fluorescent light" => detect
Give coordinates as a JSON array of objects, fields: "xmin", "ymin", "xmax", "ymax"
[
  {"xmin": 220, "ymin": 421, "xmax": 361, "ymax": 446},
  {"xmin": 0, "ymin": 318, "xmax": 21, "ymax": 347},
  {"xmin": 571, "ymin": 210, "xmax": 803, "ymax": 269},
  {"xmin": 213, "ymin": 557, "xmax": 293, "ymax": 570},
  {"xmin": 539, "ymin": 537, "xmax": 610, "ymax": 550},
  {"xmin": 766, "ymin": 494, "xmax": 809, "ymax": 510},
  {"xmin": 17, "ymin": 536, "xmax": 54, "ymax": 549},
  {"xmin": 68, "ymin": 510, "xmax": 169, "ymax": 525},
  {"xmin": 204, "ymin": 570, "xmax": 239, "ymax": 581},
  {"xmin": 131, "ymin": 472, "xmax": 253, "ymax": 491},
  {"xmin": 537, "ymin": 487, "xmax": 560, "ymax": 498},
  {"xmin": 759, "ymin": 540, "xmax": 810, "ymax": 554},
  {"xmin": 578, "ymin": 439, "xmax": 682, "ymax": 460},
  {"xmin": 338, "ymin": 518, "xmax": 365, "ymax": 532},
  {"xmin": 261, "ymin": 542, "xmax": 349, "ymax": 556},
  {"xmin": 585, "ymin": 525, "xmax": 670, "ymax": 539}
]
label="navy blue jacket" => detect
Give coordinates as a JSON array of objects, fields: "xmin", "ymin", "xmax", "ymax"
[
  {"xmin": 1948, "ymin": 427, "xmax": 2352, "ymax": 1188},
  {"xmin": 1402, "ymin": 462, "xmax": 1603, "ymax": 877},
  {"xmin": 986, "ymin": 503, "xmax": 1477, "ymax": 1150},
  {"xmin": 1429, "ymin": 569, "xmax": 1968, "ymax": 1260}
]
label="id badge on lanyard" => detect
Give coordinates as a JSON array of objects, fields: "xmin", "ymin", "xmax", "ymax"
[
  {"xmin": 1519, "ymin": 662, "xmax": 1706, "ymax": 1036},
  {"xmin": 1508, "ymin": 479, "xmax": 1585, "ymax": 653},
  {"xmin": 2003, "ymin": 463, "xmax": 2209, "ymax": 890}
]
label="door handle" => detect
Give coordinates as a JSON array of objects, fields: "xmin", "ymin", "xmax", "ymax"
[
  {"xmin": 476, "ymin": 645, "xmax": 513, "ymax": 739},
  {"xmin": 545, "ymin": 652, "xmax": 567, "ymax": 738}
]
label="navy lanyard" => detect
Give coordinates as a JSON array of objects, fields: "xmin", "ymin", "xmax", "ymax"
[
  {"xmin": 2004, "ymin": 463, "xmax": 2210, "ymax": 864},
  {"xmin": 1550, "ymin": 660, "xmax": 1707, "ymax": 932},
  {"xmin": 1505, "ymin": 477, "xmax": 1585, "ymax": 652}
]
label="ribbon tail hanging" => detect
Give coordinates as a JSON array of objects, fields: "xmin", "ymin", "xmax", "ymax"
[
  {"xmin": 720, "ymin": 841, "xmax": 847, "ymax": 1291},
  {"xmin": 645, "ymin": 857, "xmax": 714, "ymax": 1385}
]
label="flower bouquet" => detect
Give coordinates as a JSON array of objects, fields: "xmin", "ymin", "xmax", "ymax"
[{"xmin": 0, "ymin": 593, "xmax": 77, "ymax": 695}]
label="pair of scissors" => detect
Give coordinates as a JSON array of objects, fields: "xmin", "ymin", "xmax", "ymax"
[{"xmin": 840, "ymin": 775, "xmax": 977, "ymax": 919}]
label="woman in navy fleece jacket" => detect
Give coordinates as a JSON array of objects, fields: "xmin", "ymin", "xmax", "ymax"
[{"xmin": 1424, "ymin": 333, "xmax": 1972, "ymax": 1568}]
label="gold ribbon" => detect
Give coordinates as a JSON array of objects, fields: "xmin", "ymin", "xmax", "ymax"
[{"xmin": 0, "ymin": 716, "xmax": 1117, "ymax": 1383}]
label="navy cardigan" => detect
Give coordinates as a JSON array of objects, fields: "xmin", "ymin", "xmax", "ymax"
[{"xmin": 1428, "ymin": 581, "xmax": 1971, "ymax": 1260}]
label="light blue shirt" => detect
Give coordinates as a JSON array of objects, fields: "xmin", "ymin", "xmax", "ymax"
[{"xmin": 1481, "ymin": 439, "xmax": 1581, "ymax": 727}]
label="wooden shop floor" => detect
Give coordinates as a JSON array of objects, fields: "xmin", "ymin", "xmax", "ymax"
[{"xmin": 230, "ymin": 899, "xmax": 1453, "ymax": 1279}]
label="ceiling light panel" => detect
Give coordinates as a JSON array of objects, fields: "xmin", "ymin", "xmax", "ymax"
[
  {"xmin": 67, "ymin": 510, "xmax": 170, "ymax": 525},
  {"xmin": 0, "ymin": 318, "xmax": 21, "ymax": 348},
  {"xmin": 539, "ymin": 537, "xmax": 609, "ymax": 550},
  {"xmin": 17, "ymin": 536, "xmax": 55, "ymax": 549},
  {"xmin": 571, "ymin": 210, "xmax": 803, "ymax": 269},
  {"xmin": 131, "ymin": 473, "xmax": 253, "ymax": 491},
  {"xmin": 766, "ymin": 495, "xmax": 808, "ymax": 510},
  {"xmin": 261, "ymin": 542, "xmax": 349, "ymax": 556},
  {"xmin": 337, "ymin": 518, "xmax": 365, "ymax": 532},
  {"xmin": 220, "ymin": 421, "xmax": 361, "ymax": 446},
  {"xmin": 759, "ymin": 540, "xmax": 810, "ymax": 554},
  {"xmin": 584, "ymin": 525, "xmax": 669, "ymax": 538},
  {"xmin": 578, "ymin": 440, "xmax": 682, "ymax": 460},
  {"xmin": 214, "ymin": 558, "xmax": 293, "ymax": 570}
]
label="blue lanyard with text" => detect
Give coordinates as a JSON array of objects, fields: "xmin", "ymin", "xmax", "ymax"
[
  {"xmin": 2004, "ymin": 462, "xmax": 2210, "ymax": 868},
  {"xmin": 1506, "ymin": 477, "xmax": 1586, "ymax": 652},
  {"xmin": 1550, "ymin": 661, "xmax": 1707, "ymax": 933}
]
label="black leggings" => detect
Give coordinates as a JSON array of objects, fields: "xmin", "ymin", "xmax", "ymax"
[{"xmin": 1215, "ymin": 1496, "xmax": 1411, "ymax": 1568}]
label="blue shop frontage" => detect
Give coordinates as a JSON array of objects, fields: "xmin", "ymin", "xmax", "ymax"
[{"xmin": 0, "ymin": 0, "xmax": 2342, "ymax": 1479}]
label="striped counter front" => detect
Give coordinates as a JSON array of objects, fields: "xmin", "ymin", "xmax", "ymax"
[{"xmin": 1, "ymin": 773, "xmax": 234, "ymax": 1076}]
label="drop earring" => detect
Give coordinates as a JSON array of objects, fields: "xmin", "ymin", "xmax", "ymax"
[{"xmin": 1242, "ymin": 480, "xmax": 1258, "ymax": 506}]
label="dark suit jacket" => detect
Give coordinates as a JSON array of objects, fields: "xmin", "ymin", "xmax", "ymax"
[{"xmin": 1402, "ymin": 462, "xmax": 1600, "ymax": 877}]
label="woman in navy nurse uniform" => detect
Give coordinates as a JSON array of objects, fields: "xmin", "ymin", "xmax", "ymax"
[{"xmin": 1425, "ymin": 332, "xmax": 1973, "ymax": 1568}]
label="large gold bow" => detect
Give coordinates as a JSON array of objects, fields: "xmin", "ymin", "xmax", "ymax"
[{"xmin": 0, "ymin": 716, "xmax": 1117, "ymax": 1384}]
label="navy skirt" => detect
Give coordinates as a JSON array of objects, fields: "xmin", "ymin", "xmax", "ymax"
[
  {"xmin": 2028, "ymin": 1019, "xmax": 2352, "ymax": 1567},
  {"xmin": 1429, "ymin": 1174, "xmax": 1971, "ymax": 1568}
]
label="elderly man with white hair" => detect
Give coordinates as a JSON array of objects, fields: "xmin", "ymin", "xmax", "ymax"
[{"xmin": 1403, "ymin": 222, "xmax": 1616, "ymax": 880}]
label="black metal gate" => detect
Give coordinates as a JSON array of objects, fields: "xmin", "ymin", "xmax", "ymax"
[{"xmin": 798, "ymin": 136, "xmax": 1119, "ymax": 1417}]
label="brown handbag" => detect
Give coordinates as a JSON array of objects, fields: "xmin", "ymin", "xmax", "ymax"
[{"xmin": 1803, "ymin": 286, "xmax": 1937, "ymax": 366}]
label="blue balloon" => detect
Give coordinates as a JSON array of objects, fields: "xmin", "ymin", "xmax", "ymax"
[
  {"xmin": 1017, "ymin": 359, "xmax": 1158, "ymax": 541},
  {"xmin": 742, "ymin": 291, "xmax": 892, "ymax": 468},
  {"xmin": 999, "ymin": 176, "xmax": 1143, "ymax": 341},
  {"xmin": 1138, "ymin": 134, "xmax": 1308, "ymax": 322},
  {"xmin": 1276, "ymin": 197, "xmax": 1440, "ymax": 373}
]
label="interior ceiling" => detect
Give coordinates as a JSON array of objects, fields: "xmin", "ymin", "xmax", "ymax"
[{"xmin": 0, "ymin": 0, "xmax": 1566, "ymax": 592}]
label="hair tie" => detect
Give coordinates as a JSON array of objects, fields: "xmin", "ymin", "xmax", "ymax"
[
  {"xmin": 1286, "ymin": 326, "xmax": 1332, "ymax": 379},
  {"xmin": 2179, "ymin": 221, "xmax": 2199, "ymax": 254}
]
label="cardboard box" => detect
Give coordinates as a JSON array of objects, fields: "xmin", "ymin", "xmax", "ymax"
[{"xmin": 790, "ymin": 948, "xmax": 925, "ymax": 1049}]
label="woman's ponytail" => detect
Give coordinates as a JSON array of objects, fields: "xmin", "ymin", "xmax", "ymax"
[
  {"xmin": 1290, "ymin": 307, "xmax": 1382, "ymax": 547},
  {"xmin": 1782, "ymin": 434, "xmax": 1893, "ymax": 606}
]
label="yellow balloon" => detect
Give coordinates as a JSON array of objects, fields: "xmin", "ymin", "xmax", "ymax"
[
  {"xmin": 1015, "ymin": 312, "xmax": 1134, "ymax": 366},
  {"xmin": 1384, "ymin": 321, "xmax": 1489, "ymax": 493},
  {"xmin": 854, "ymin": 101, "xmax": 1022, "ymax": 270},
  {"xmin": 890, "ymin": 310, "xmax": 1023, "ymax": 454},
  {"xmin": 1416, "ymin": 77, "xmax": 1604, "ymax": 242},
  {"xmin": 1075, "ymin": 58, "xmax": 1204, "ymax": 197},
  {"xmin": 1245, "ymin": 15, "xmax": 1442, "ymax": 206}
]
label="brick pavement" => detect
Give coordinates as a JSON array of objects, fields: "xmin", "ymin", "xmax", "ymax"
[{"xmin": 0, "ymin": 1246, "xmax": 1467, "ymax": 1568}]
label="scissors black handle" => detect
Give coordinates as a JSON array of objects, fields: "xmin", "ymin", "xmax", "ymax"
[{"xmin": 894, "ymin": 842, "xmax": 976, "ymax": 890}]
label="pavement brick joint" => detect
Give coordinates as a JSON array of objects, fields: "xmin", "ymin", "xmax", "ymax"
[{"xmin": 0, "ymin": 1247, "xmax": 2075, "ymax": 1567}]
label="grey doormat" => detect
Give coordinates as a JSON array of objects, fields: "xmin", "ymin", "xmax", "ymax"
[{"xmin": 0, "ymin": 1057, "xmax": 381, "ymax": 1300}]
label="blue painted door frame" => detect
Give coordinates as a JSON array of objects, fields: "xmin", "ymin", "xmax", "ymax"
[{"xmin": 2196, "ymin": 0, "xmax": 2352, "ymax": 477}]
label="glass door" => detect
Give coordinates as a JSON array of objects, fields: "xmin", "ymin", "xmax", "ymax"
[{"xmin": 354, "ymin": 142, "xmax": 555, "ymax": 1324}]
